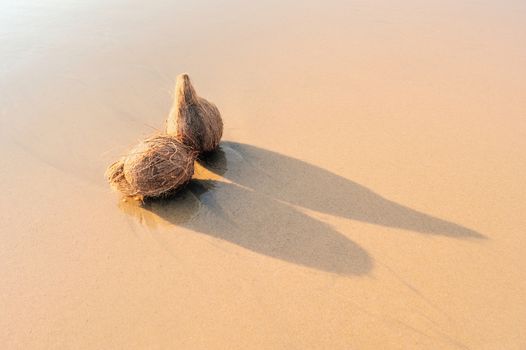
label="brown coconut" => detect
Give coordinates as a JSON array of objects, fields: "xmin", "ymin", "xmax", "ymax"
[
  {"xmin": 106, "ymin": 135, "xmax": 196, "ymax": 198},
  {"xmin": 166, "ymin": 73, "xmax": 223, "ymax": 153}
]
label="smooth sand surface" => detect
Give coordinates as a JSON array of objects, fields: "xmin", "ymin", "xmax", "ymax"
[{"xmin": 1, "ymin": 0, "xmax": 525, "ymax": 349}]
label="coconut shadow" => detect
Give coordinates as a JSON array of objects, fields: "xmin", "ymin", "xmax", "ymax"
[
  {"xmin": 201, "ymin": 143, "xmax": 484, "ymax": 239},
  {"xmin": 120, "ymin": 180, "xmax": 372, "ymax": 275},
  {"xmin": 119, "ymin": 142, "xmax": 483, "ymax": 275}
]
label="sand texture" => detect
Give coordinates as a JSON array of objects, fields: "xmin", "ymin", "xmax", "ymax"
[{"xmin": 1, "ymin": 0, "xmax": 525, "ymax": 349}]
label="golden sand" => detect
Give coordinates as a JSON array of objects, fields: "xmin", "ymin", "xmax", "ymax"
[{"xmin": 1, "ymin": 0, "xmax": 525, "ymax": 349}]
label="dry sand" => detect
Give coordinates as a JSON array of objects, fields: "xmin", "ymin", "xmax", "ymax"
[{"xmin": 1, "ymin": 0, "xmax": 525, "ymax": 349}]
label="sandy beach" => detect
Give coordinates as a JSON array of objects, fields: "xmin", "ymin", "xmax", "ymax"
[{"xmin": 1, "ymin": 0, "xmax": 525, "ymax": 348}]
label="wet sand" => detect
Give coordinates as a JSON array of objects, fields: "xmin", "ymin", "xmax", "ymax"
[{"xmin": 1, "ymin": 0, "xmax": 525, "ymax": 349}]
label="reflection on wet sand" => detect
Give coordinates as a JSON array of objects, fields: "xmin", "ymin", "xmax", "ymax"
[{"xmin": 120, "ymin": 142, "xmax": 482, "ymax": 275}]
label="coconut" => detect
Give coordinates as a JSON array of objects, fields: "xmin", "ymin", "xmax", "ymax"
[
  {"xmin": 166, "ymin": 73, "xmax": 223, "ymax": 153},
  {"xmin": 106, "ymin": 135, "xmax": 196, "ymax": 198}
]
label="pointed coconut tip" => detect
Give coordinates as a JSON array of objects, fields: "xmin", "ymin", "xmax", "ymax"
[
  {"xmin": 175, "ymin": 73, "xmax": 190, "ymax": 88},
  {"xmin": 177, "ymin": 72, "xmax": 190, "ymax": 81},
  {"xmin": 167, "ymin": 73, "xmax": 223, "ymax": 153},
  {"xmin": 175, "ymin": 73, "xmax": 197, "ymax": 105}
]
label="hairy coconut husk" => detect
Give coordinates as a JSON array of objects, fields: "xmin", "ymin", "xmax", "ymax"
[
  {"xmin": 106, "ymin": 135, "xmax": 197, "ymax": 198},
  {"xmin": 166, "ymin": 73, "xmax": 223, "ymax": 153}
]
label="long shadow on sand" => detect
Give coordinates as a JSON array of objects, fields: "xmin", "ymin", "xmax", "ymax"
[
  {"xmin": 119, "ymin": 142, "xmax": 483, "ymax": 276},
  {"xmin": 204, "ymin": 142, "xmax": 484, "ymax": 239},
  {"xmin": 121, "ymin": 180, "xmax": 372, "ymax": 275}
]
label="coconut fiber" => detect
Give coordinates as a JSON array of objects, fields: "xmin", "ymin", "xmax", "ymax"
[{"xmin": 166, "ymin": 73, "xmax": 223, "ymax": 153}]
